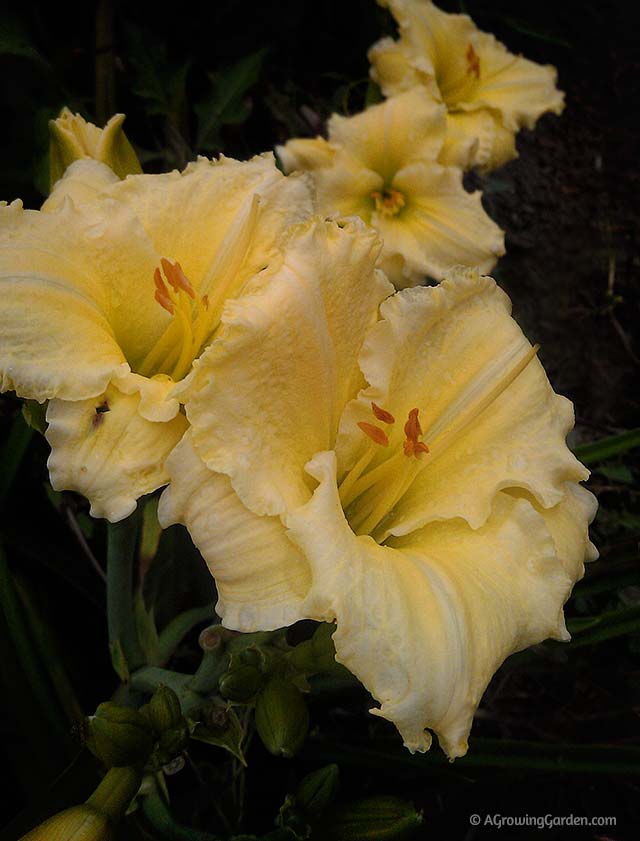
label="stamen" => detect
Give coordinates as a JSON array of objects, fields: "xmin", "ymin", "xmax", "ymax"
[
  {"xmin": 466, "ymin": 44, "xmax": 481, "ymax": 79},
  {"xmin": 358, "ymin": 421, "xmax": 389, "ymax": 447},
  {"xmin": 161, "ymin": 258, "xmax": 196, "ymax": 298},
  {"xmin": 153, "ymin": 268, "xmax": 175, "ymax": 314},
  {"xmin": 402, "ymin": 408, "xmax": 429, "ymax": 458},
  {"xmin": 371, "ymin": 188, "xmax": 406, "ymax": 217},
  {"xmin": 371, "ymin": 402, "xmax": 395, "ymax": 424}
]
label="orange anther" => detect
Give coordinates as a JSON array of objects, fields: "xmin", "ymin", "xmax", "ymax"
[
  {"xmin": 466, "ymin": 43, "xmax": 480, "ymax": 79},
  {"xmin": 201, "ymin": 294, "xmax": 209, "ymax": 310},
  {"xmin": 403, "ymin": 408, "xmax": 429, "ymax": 458},
  {"xmin": 404, "ymin": 407, "xmax": 423, "ymax": 442},
  {"xmin": 161, "ymin": 258, "xmax": 196, "ymax": 299},
  {"xmin": 358, "ymin": 421, "xmax": 389, "ymax": 447},
  {"xmin": 371, "ymin": 402, "xmax": 395, "ymax": 424},
  {"xmin": 154, "ymin": 288, "xmax": 175, "ymax": 315}
]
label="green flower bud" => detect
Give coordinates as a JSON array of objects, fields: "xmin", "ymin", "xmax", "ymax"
[
  {"xmin": 85, "ymin": 702, "xmax": 154, "ymax": 768},
  {"xmin": 219, "ymin": 664, "xmax": 263, "ymax": 702},
  {"xmin": 49, "ymin": 108, "xmax": 142, "ymax": 188},
  {"xmin": 322, "ymin": 796, "xmax": 422, "ymax": 840},
  {"xmin": 147, "ymin": 685, "xmax": 184, "ymax": 733},
  {"xmin": 297, "ymin": 764, "xmax": 340, "ymax": 816},
  {"xmin": 255, "ymin": 678, "xmax": 309, "ymax": 758},
  {"xmin": 158, "ymin": 721, "xmax": 190, "ymax": 759},
  {"xmin": 21, "ymin": 767, "xmax": 142, "ymax": 841},
  {"xmin": 19, "ymin": 806, "xmax": 114, "ymax": 841}
]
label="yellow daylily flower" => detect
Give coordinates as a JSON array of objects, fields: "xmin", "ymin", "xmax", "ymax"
[
  {"xmin": 159, "ymin": 248, "xmax": 596, "ymax": 758},
  {"xmin": 49, "ymin": 108, "xmax": 142, "ymax": 188},
  {"xmin": 277, "ymin": 88, "xmax": 504, "ymax": 288},
  {"xmin": 369, "ymin": 0, "xmax": 565, "ymax": 171},
  {"xmin": 0, "ymin": 152, "xmax": 313, "ymax": 521}
]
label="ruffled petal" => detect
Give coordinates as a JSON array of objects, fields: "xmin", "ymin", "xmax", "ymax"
[
  {"xmin": 439, "ymin": 109, "xmax": 517, "ymax": 171},
  {"xmin": 389, "ymin": 163, "xmax": 505, "ymax": 280},
  {"xmin": 46, "ymin": 382, "xmax": 187, "ymax": 522},
  {"xmin": 327, "ymin": 88, "xmax": 446, "ymax": 178},
  {"xmin": 106, "ymin": 154, "xmax": 314, "ymax": 297},
  {"xmin": 185, "ymin": 217, "xmax": 391, "ymax": 517},
  {"xmin": 276, "ymin": 137, "xmax": 337, "ymax": 173},
  {"xmin": 467, "ymin": 30, "xmax": 565, "ymax": 131},
  {"xmin": 287, "ymin": 451, "xmax": 590, "ymax": 758},
  {"xmin": 158, "ymin": 434, "xmax": 311, "ymax": 631},
  {"xmin": 0, "ymin": 199, "xmax": 129, "ymax": 401},
  {"xmin": 337, "ymin": 268, "xmax": 587, "ymax": 537},
  {"xmin": 368, "ymin": 36, "xmax": 432, "ymax": 97}
]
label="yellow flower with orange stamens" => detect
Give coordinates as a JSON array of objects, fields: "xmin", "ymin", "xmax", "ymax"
[
  {"xmin": 277, "ymin": 88, "xmax": 504, "ymax": 288},
  {"xmin": 0, "ymin": 150, "xmax": 313, "ymax": 520},
  {"xmin": 369, "ymin": 0, "xmax": 565, "ymax": 171},
  {"xmin": 160, "ymin": 248, "xmax": 597, "ymax": 758}
]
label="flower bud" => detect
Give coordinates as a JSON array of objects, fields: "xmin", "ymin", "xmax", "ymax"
[
  {"xmin": 219, "ymin": 664, "xmax": 264, "ymax": 703},
  {"xmin": 146, "ymin": 685, "xmax": 184, "ymax": 734},
  {"xmin": 19, "ymin": 805, "xmax": 114, "ymax": 841},
  {"xmin": 255, "ymin": 678, "xmax": 309, "ymax": 758},
  {"xmin": 85, "ymin": 702, "xmax": 154, "ymax": 768},
  {"xmin": 322, "ymin": 796, "xmax": 422, "ymax": 840},
  {"xmin": 297, "ymin": 764, "xmax": 340, "ymax": 816},
  {"xmin": 49, "ymin": 108, "xmax": 142, "ymax": 188}
]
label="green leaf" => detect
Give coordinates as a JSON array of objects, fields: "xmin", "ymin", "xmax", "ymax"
[
  {"xmin": 124, "ymin": 24, "xmax": 190, "ymax": 120},
  {"xmin": 595, "ymin": 463, "xmax": 635, "ymax": 484},
  {"xmin": 195, "ymin": 47, "xmax": 268, "ymax": 151},
  {"xmin": 0, "ymin": 16, "xmax": 45, "ymax": 62},
  {"xmin": 155, "ymin": 603, "xmax": 215, "ymax": 665},
  {"xmin": 573, "ymin": 428, "xmax": 640, "ymax": 464},
  {"xmin": 190, "ymin": 706, "xmax": 246, "ymax": 765},
  {"xmin": 501, "ymin": 16, "xmax": 571, "ymax": 48},
  {"xmin": 566, "ymin": 604, "xmax": 640, "ymax": 648},
  {"xmin": 0, "ymin": 413, "xmax": 33, "ymax": 508},
  {"xmin": 109, "ymin": 639, "xmax": 131, "ymax": 683}
]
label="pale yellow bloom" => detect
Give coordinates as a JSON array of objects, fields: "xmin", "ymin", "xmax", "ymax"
[
  {"xmin": 49, "ymin": 108, "xmax": 142, "ymax": 188},
  {"xmin": 277, "ymin": 88, "xmax": 504, "ymax": 288},
  {"xmin": 369, "ymin": 0, "xmax": 565, "ymax": 171},
  {"xmin": 0, "ymin": 153, "xmax": 313, "ymax": 521},
  {"xmin": 160, "ymin": 250, "xmax": 596, "ymax": 758}
]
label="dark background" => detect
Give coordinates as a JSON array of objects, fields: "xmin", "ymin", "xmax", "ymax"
[{"xmin": 0, "ymin": 1, "xmax": 639, "ymax": 839}]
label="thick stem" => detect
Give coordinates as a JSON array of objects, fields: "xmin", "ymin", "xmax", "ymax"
[{"xmin": 107, "ymin": 515, "xmax": 145, "ymax": 673}]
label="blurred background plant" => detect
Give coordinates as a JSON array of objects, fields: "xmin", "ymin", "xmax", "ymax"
[{"xmin": 0, "ymin": 0, "xmax": 638, "ymax": 838}]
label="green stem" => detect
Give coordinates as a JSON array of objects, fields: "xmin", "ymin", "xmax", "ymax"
[
  {"xmin": 189, "ymin": 649, "xmax": 229, "ymax": 696},
  {"xmin": 107, "ymin": 515, "xmax": 145, "ymax": 673},
  {"xmin": 155, "ymin": 604, "xmax": 215, "ymax": 666},
  {"xmin": 141, "ymin": 783, "xmax": 221, "ymax": 840},
  {"xmin": 86, "ymin": 766, "xmax": 142, "ymax": 821}
]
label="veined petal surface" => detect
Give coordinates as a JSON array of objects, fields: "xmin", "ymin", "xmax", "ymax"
[
  {"xmin": 46, "ymin": 382, "xmax": 187, "ymax": 522},
  {"xmin": 286, "ymin": 451, "xmax": 595, "ymax": 758},
  {"xmin": 186, "ymin": 217, "xmax": 392, "ymax": 517},
  {"xmin": 337, "ymin": 268, "xmax": 588, "ymax": 539},
  {"xmin": 158, "ymin": 434, "xmax": 311, "ymax": 631}
]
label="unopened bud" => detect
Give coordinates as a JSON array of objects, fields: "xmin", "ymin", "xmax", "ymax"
[
  {"xmin": 255, "ymin": 678, "xmax": 309, "ymax": 758},
  {"xmin": 19, "ymin": 806, "xmax": 113, "ymax": 841},
  {"xmin": 146, "ymin": 685, "xmax": 183, "ymax": 733},
  {"xmin": 49, "ymin": 108, "xmax": 142, "ymax": 188},
  {"xmin": 85, "ymin": 702, "xmax": 154, "ymax": 768},
  {"xmin": 219, "ymin": 665, "xmax": 263, "ymax": 703},
  {"xmin": 322, "ymin": 796, "xmax": 422, "ymax": 840},
  {"xmin": 297, "ymin": 764, "xmax": 340, "ymax": 816}
]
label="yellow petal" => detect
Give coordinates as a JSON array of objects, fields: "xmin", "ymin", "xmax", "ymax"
[
  {"xmin": 0, "ymin": 199, "xmax": 128, "ymax": 401},
  {"xmin": 107, "ymin": 153, "xmax": 313, "ymax": 300},
  {"xmin": 185, "ymin": 217, "xmax": 391, "ymax": 517},
  {"xmin": 276, "ymin": 137, "xmax": 336, "ymax": 173},
  {"xmin": 327, "ymin": 88, "xmax": 446, "ymax": 179},
  {"xmin": 46, "ymin": 382, "xmax": 187, "ymax": 522},
  {"xmin": 387, "ymin": 162, "xmax": 504, "ymax": 281},
  {"xmin": 158, "ymin": 434, "xmax": 311, "ymax": 631},
  {"xmin": 337, "ymin": 267, "xmax": 588, "ymax": 538},
  {"xmin": 466, "ymin": 30, "xmax": 565, "ymax": 131},
  {"xmin": 49, "ymin": 109, "xmax": 141, "ymax": 188},
  {"xmin": 287, "ymin": 450, "xmax": 592, "ymax": 758},
  {"xmin": 439, "ymin": 109, "xmax": 517, "ymax": 171},
  {"xmin": 368, "ymin": 37, "xmax": 433, "ymax": 97}
]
